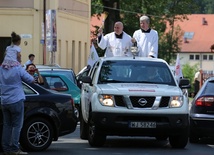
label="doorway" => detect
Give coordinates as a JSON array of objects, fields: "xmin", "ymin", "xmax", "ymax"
[{"xmin": 0, "ymin": 37, "xmax": 11, "ymax": 64}]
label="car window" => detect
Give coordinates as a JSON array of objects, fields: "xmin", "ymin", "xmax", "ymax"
[
  {"xmin": 202, "ymin": 80, "xmax": 214, "ymax": 94},
  {"xmin": 98, "ymin": 60, "xmax": 175, "ymax": 86},
  {"xmin": 45, "ymin": 76, "xmax": 68, "ymax": 91},
  {"xmin": 23, "ymin": 84, "xmax": 37, "ymax": 95},
  {"xmin": 80, "ymin": 69, "xmax": 89, "ymax": 78},
  {"xmin": 91, "ymin": 62, "xmax": 100, "ymax": 80},
  {"xmin": 40, "ymin": 70, "xmax": 77, "ymax": 85},
  {"xmin": 88, "ymin": 62, "xmax": 99, "ymax": 77}
]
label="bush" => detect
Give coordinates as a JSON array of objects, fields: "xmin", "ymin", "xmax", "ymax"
[{"xmin": 182, "ymin": 63, "xmax": 199, "ymax": 94}]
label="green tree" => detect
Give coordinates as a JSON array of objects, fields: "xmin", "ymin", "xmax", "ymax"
[
  {"xmin": 193, "ymin": 0, "xmax": 214, "ymax": 13},
  {"xmin": 91, "ymin": 0, "xmax": 120, "ymax": 34},
  {"xmin": 203, "ymin": 0, "xmax": 214, "ymax": 13},
  {"xmin": 182, "ymin": 63, "xmax": 199, "ymax": 94},
  {"xmin": 91, "ymin": 0, "xmax": 199, "ymax": 62}
]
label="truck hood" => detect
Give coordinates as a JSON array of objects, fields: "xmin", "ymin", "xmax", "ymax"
[{"xmin": 97, "ymin": 83, "xmax": 182, "ymax": 96}]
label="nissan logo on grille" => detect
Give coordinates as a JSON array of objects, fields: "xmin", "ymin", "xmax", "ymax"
[{"xmin": 138, "ymin": 98, "xmax": 147, "ymax": 106}]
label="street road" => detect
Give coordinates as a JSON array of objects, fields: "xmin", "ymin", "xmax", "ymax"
[{"xmin": 28, "ymin": 124, "xmax": 214, "ymax": 155}]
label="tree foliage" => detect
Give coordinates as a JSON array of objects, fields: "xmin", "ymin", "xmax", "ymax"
[
  {"xmin": 91, "ymin": 0, "xmax": 199, "ymax": 62},
  {"xmin": 182, "ymin": 63, "xmax": 199, "ymax": 93},
  {"xmin": 193, "ymin": 0, "xmax": 214, "ymax": 13}
]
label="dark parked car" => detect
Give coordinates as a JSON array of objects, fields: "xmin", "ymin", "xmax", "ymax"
[
  {"xmin": 38, "ymin": 68, "xmax": 81, "ymax": 119},
  {"xmin": 0, "ymin": 82, "xmax": 78, "ymax": 152},
  {"xmin": 189, "ymin": 76, "xmax": 214, "ymax": 143}
]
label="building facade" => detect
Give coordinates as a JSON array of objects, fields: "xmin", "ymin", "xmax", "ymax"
[
  {"xmin": 0, "ymin": 0, "xmax": 90, "ymax": 73},
  {"xmin": 175, "ymin": 14, "xmax": 214, "ymax": 74}
]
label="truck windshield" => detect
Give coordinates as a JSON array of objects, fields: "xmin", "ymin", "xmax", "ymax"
[{"xmin": 98, "ymin": 60, "xmax": 176, "ymax": 86}]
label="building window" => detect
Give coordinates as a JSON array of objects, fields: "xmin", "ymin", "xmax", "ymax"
[
  {"xmin": 184, "ymin": 32, "xmax": 194, "ymax": 39},
  {"xmin": 85, "ymin": 42, "xmax": 87, "ymax": 64},
  {"xmin": 72, "ymin": 40, "xmax": 75, "ymax": 68},
  {"xmin": 203, "ymin": 55, "xmax": 207, "ymax": 60},
  {"xmin": 209, "ymin": 55, "xmax": 213, "ymax": 60},
  {"xmin": 58, "ymin": 40, "xmax": 61, "ymax": 65},
  {"xmin": 66, "ymin": 41, "xmax": 68, "ymax": 66},
  {"xmin": 78, "ymin": 41, "xmax": 81, "ymax": 71},
  {"xmin": 189, "ymin": 55, "xmax": 194, "ymax": 60},
  {"xmin": 195, "ymin": 55, "xmax": 200, "ymax": 60}
]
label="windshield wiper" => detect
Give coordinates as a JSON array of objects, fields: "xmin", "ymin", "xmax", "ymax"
[
  {"xmin": 99, "ymin": 79, "xmax": 123, "ymax": 83},
  {"xmin": 134, "ymin": 81, "xmax": 155, "ymax": 84}
]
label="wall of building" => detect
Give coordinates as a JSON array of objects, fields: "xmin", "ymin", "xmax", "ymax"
[
  {"xmin": 180, "ymin": 52, "xmax": 214, "ymax": 72},
  {"xmin": 0, "ymin": 0, "xmax": 34, "ymax": 8},
  {"xmin": 0, "ymin": 0, "xmax": 90, "ymax": 73},
  {"xmin": 55, "ymin": 11, "xmax": 89, "ymax": 72},
  {"xmin": 55, "ymin": 0, "xmax": 90, "ymax": 72},
  {"xmin": 0, "ymin": 8, "xmax": 36, "ymax": 63}
]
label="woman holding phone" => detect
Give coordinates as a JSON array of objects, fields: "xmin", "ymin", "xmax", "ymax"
[{"xmin": 26, "ymin": 63, "xmax": 44, "ymax": 84}]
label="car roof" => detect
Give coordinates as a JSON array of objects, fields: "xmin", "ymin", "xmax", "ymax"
[
  {"xmin": 99, "ymin": 56, "xmax": 168, "ymax": 63},
  {"xmin": 39, "ymin": 68, "xmax": 75, "ymax": 72},
  {"xmin": 35, "ymin": 64, "xmax": 61, "ymax": 69}
]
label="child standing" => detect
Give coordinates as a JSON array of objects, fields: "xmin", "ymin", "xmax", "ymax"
[{"xmin": 2, "ymin": 32, "xmax": 22, "ymax": 69}]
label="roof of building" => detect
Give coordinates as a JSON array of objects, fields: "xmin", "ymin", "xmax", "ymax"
[
  {"xmin": 175, "ymin": 14, "xmax": 214, "ymax": 53},
  {"xmin": 90, "ymin": 14, "xmax": 214, "ymax": 53}
]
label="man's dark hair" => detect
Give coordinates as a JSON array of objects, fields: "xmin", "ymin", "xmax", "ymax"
[{"xmin": 28, "ymin": 54, "xmax": 35, "ymax": 59}]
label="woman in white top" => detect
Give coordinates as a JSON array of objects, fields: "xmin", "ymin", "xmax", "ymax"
[{"xmin": 2, "ymin": 32, "xmax": 22, "ymax": 69}]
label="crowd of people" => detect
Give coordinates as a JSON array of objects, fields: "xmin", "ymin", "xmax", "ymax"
[
  {"xmin": 0, "ymin": 31, "xmax": 43, "ymax": 155},
  {"xmin": 0, "ymin": 15, "xmax": 169, "ymax": 155},
  {"xmin": 0, "ymin": 15, "xmax": 160, "ymax": 154}
]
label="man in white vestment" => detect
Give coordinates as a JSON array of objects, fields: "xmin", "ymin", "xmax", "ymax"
[
  {"xmin": 97, "ymin": 22, "xmax": 133, "ymax": 57},
  {"xmin": 131, "ymin": 15, "xmax": 159, "ymax": 58}
]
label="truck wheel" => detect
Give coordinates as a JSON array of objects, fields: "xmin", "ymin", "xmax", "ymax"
[
  {"xmin": 88, "ymin": 113, "xmax": 106, "ymax": 147},
  {"xmin": 75, "ymin": 104, "xmax": 80, "ymax": 121},
  {"xmin": 169, "ymin": 134, "xmax": 188, "ymax": 148},
  {"xmin": 189, "ymin": 133, "xmax": 200, "ymax": 143},
  {"xmin": 80, "ymin": 106, "xmax": 88, "ymax": 140}
]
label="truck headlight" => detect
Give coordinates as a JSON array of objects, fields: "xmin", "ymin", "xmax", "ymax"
[
  {"xmin": 170, "ymin": 96, "xmax": 183, "ymax": 108},
  {"xmin": 98, "ymin": 95, "xmax": 114, "ymax": 107}
]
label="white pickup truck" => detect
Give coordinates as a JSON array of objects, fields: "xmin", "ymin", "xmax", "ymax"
[{"xmin": 80, "ymin": 57, "xmax": 190, "ymax": 148}]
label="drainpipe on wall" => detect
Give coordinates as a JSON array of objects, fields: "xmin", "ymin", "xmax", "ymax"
[{"xmin": 43, "ymin": 0, "xmax": 46, "ymax": 65}]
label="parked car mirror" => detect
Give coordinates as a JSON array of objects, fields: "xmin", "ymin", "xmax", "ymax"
[
  {"xmin": 179, "ymin": 78, "xmax": 191, "ymax": 89},
  {"xmin": 76, "ymin": 68, "xmax": 91, "ymax": 88},
  {"xmin": 82, "ymin": 76, "xmax": 92, "ymax": 86}
]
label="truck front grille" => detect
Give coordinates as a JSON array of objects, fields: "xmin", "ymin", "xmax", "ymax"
[
  {"xmin": 130, "ymin": 96, "xmax": 155, "ymax": 108},
  {"xmin": 114, "ymin": 96, "xmax": 170, "ymax": 109}
]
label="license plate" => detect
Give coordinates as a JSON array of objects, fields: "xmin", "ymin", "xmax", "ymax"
[{"xmin": 129, "ymin": 122, "xmax": 156, "ymax": 128}]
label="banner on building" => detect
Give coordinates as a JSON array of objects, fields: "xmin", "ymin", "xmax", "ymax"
[
  {"xmin": 175, "ymin": 53, "xmax": 183, "ymax": 82},
  {"xmin": 46, "ymin": 10, "xmax": 57, "ymax": 52}
]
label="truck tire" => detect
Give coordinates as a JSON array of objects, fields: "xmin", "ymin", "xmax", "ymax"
[
  {"xmin": 88, "ymin": 112, "xmax": 106, "ymax": 147},
  {"xmin": 169, "ymin": 133, "xmax": 188, "ymax": 148},
  {"xmin": 80, "ymin": 106, "xmax": 88, "ymax": 140}
]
